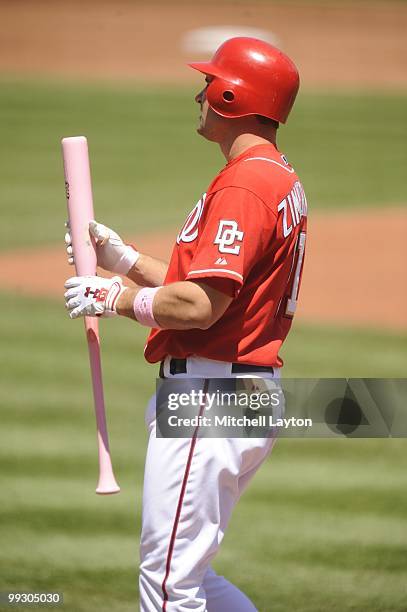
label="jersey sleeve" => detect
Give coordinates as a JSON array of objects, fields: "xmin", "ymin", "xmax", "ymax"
[
  {"xmin": 185, "ymin": 187, "xmax": 277, "ymax": 297},
  {"xmin": 191, "ymin": 276, "xmax": 236, "ymax": 298}
]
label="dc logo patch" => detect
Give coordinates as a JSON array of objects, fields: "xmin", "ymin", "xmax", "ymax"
[{"xmin": 214, "ymin": 220, "xmax": 244, "ymax": 255}]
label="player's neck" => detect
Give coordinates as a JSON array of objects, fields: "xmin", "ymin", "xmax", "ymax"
[{"xmin": 220, "ymin": 132, "xmax": 277, "ymax": 162}]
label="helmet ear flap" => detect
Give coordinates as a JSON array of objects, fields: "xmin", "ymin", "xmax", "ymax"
[
  {"xmin": 221, "ymin": 89, "xmax": 235, "ymax": 103},
  {"xmin": 206, "ymin": 78, "xmax": 246, "ymax": 118}
]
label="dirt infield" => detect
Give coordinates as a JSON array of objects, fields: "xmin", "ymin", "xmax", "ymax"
[
  {"xmin": 1, "ymin": 208, "xmax": 406, "ymax": 331},
  {"xmin": 1, "ymin": 0, "xmax": 406, "ymax": 89}
]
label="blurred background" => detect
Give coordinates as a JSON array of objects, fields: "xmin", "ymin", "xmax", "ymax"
[{"xmin": 0, "ymin": 1, "xmax": 406, "ymax": 610}]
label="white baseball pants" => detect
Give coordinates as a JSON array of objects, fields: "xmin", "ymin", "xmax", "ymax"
[{"xmin": 139, "ymin": 357, "xmax": 280, "ymax": 611}]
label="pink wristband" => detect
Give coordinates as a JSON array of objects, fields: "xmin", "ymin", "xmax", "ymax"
[{"xmin": 133, "ymin": 287, "xmax": 162, "ymax": 328}]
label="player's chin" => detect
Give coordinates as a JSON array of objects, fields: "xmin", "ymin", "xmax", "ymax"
[{"xmin": 196, "ymin": 125, "xmax": 217, "ymax": 142}]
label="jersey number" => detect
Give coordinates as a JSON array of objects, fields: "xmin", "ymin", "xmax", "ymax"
[{"xmin": 286, "ymin": 231, "xmax": 306, "ymax": 317}]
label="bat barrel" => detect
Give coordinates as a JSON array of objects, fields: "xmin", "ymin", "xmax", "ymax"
[{"xmin": 62, "ymin": 136, "xmax": 97, "ymax": 276}]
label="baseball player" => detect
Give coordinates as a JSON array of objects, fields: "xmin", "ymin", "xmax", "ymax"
[{"xmin": 64, "ymin": 37, "xmax": 307, "ymax": 611}]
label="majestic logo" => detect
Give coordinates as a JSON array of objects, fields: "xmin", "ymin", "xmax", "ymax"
[
  {"xmin": 214, "ymin": 220, "xmax": 244, "ymax": 255},
  {"xmin": 177, "ymin": 194, "xmax": 206, "ymax": 244}
]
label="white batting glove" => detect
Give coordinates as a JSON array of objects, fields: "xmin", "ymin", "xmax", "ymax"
[
  {"xmin": 64, "ymin": 220, "xmax": 140, "ymax": 275},
  {"xmin": 64, "ymin": 275, "xmax": 126, "ymax": 319},
  {"xmin": 64, "ymin": 221, "xmax": 75, "ymax": 266}
]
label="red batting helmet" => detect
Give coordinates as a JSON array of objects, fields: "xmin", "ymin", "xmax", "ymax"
[{"xmin": 188, "ymin": 37, "xmax": 300, "ymax": 124}]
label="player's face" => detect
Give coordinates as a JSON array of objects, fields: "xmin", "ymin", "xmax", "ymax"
[{"xmin": 195, "ymin": 77, "xmax": 225, "ymax": 142}]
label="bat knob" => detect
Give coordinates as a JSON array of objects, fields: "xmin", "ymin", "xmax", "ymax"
[
  {"xmin": 96, "ymin": 473, "xmax": 121, "ymax": 495},
  {"xmin": 96, "ymin": 449, "xmax": 121, "ymax": 495}
]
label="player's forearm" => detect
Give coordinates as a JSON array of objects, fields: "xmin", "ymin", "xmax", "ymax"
[
  {"xmin": 116, "ymin": 282, "xmax": 214, "ymax": 330},
  {"xmin": 127, "ymin": 253, "xmax": 168, "ymax": 287}
]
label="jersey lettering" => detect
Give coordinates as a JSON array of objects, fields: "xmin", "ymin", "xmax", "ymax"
[
  {"xmin": 214, "ymin": 220, "xmax": 244, "ymax": 255},
  {"xmin": 278, "ymin": 181, "xmax": 307, "ymax": 239},
  {"xmin": 286, "ymin": 231, "xmax": 306, "ymax": 316}
]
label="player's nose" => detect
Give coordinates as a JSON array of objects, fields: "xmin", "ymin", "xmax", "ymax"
[{"xmin": 195, "ymin": 88, "xmax": 205, "ymax": 104}]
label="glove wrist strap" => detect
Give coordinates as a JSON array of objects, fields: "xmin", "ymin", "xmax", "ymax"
[
  {"xmin": 105, "ymin": 278, "xmax": 126, "ymax": 316},
  {"xmin": 118, "ymin": 245, "xmax": 140, "ymax": 275}
]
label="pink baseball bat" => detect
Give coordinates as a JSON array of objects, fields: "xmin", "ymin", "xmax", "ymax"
[{"xmin": 62, "ymin": 136, "xmax": 120, "ymax": 495}]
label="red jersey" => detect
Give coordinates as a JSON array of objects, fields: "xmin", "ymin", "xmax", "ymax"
[{"xmin": 145, "ymin": 144, "xmax": 307, "ymax": 367}]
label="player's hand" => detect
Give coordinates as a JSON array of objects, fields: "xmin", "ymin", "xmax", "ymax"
[
  {"xmin": 64, "ymin": 220, "xmax": 140, "ymax": 275},
  {"xmin": 64, "ymin": 275, "xmax": 126, "ymax": 319}
]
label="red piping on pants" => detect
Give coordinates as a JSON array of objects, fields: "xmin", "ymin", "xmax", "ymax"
[{"xmin": 161, "ymin": 379, "xmax": 209, "ymax": 610}]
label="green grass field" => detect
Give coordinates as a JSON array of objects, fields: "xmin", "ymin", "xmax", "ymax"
[
  {"xmin": 0, "ymin": 294, "xmax": 406, "ymax": 611},
  {"xmin": 1, "ymin": 79, "xmax": 406, "ymax": 611},
  {"xmin": 0, "ymin": 80, "xmax": 406, "ymax": 250}
]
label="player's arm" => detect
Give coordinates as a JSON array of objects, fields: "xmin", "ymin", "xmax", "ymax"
[
  {"xmin": 64, "ymin": 220, "xmax": 168, "ymax": 287},
  {"xmin": 117, "ymin": 280, "xmax": 233, "ymax": 330},
  {"xmin": 126, "ymin": 253, "xmax": 168, "ymax": 288},
  {"xmin": 64, "ymin": 275, "xmax": 233, "ymax": 329}
]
